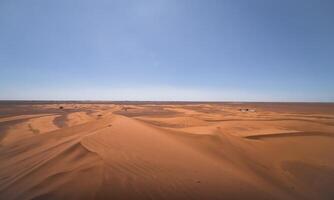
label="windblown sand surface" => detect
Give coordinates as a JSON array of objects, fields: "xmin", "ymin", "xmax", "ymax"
[{"xmin": 1, "ymin": 102, "xmax": 334, "ymax": 200}]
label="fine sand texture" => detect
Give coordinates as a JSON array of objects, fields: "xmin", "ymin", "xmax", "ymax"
[{"xmin": 0, "ymin": 102, "xmax": 334, "ymax": 200}]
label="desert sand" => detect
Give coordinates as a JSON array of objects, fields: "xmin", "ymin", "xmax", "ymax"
[{"xmin": 0, "ymin": 101, "xmax": 334, "ymax": 200}]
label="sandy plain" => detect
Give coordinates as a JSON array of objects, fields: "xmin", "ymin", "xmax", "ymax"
[{"xmin": 0, "ymin": 101, "xmax": 334, "ymax": 200}]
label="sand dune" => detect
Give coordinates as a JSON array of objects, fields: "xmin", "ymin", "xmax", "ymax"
[{"xmin": 0, "ymin": 102, "xmax": 334, "ymax": 200}]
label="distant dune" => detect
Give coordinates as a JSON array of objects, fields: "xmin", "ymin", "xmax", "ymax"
[{"xmin": 0, "ymin": 102, "xmax": 334, "ymax": 200}]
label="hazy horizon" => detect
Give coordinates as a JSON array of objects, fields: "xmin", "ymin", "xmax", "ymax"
[{"xmin": 1, "ymin": 0, "xmax": 333, "ymax": 101}]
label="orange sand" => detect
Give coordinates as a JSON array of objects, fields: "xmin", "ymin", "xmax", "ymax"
[{"xmin": 0, "ymin": 102, "xmax": 333, "ymax": 200}]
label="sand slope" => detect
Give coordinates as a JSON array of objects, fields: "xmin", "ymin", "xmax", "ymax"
[{"xmin": 0, "ymin": 102, "xmax": 334, "ymax": 200}]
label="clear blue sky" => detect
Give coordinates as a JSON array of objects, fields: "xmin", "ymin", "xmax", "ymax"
[{"xmin": 1, "ymin": 0, "xmax": 333, "ymax": 101}]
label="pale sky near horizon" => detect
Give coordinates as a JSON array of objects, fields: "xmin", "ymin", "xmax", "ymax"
[{"xmin": 0, "ymin": 0, "xmax": 333, "ymax": 101}]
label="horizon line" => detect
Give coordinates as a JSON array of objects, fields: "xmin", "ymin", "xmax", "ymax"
[{"xmin": 1, "ymin": 100, "xmax": 333, "ymax": 104}]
